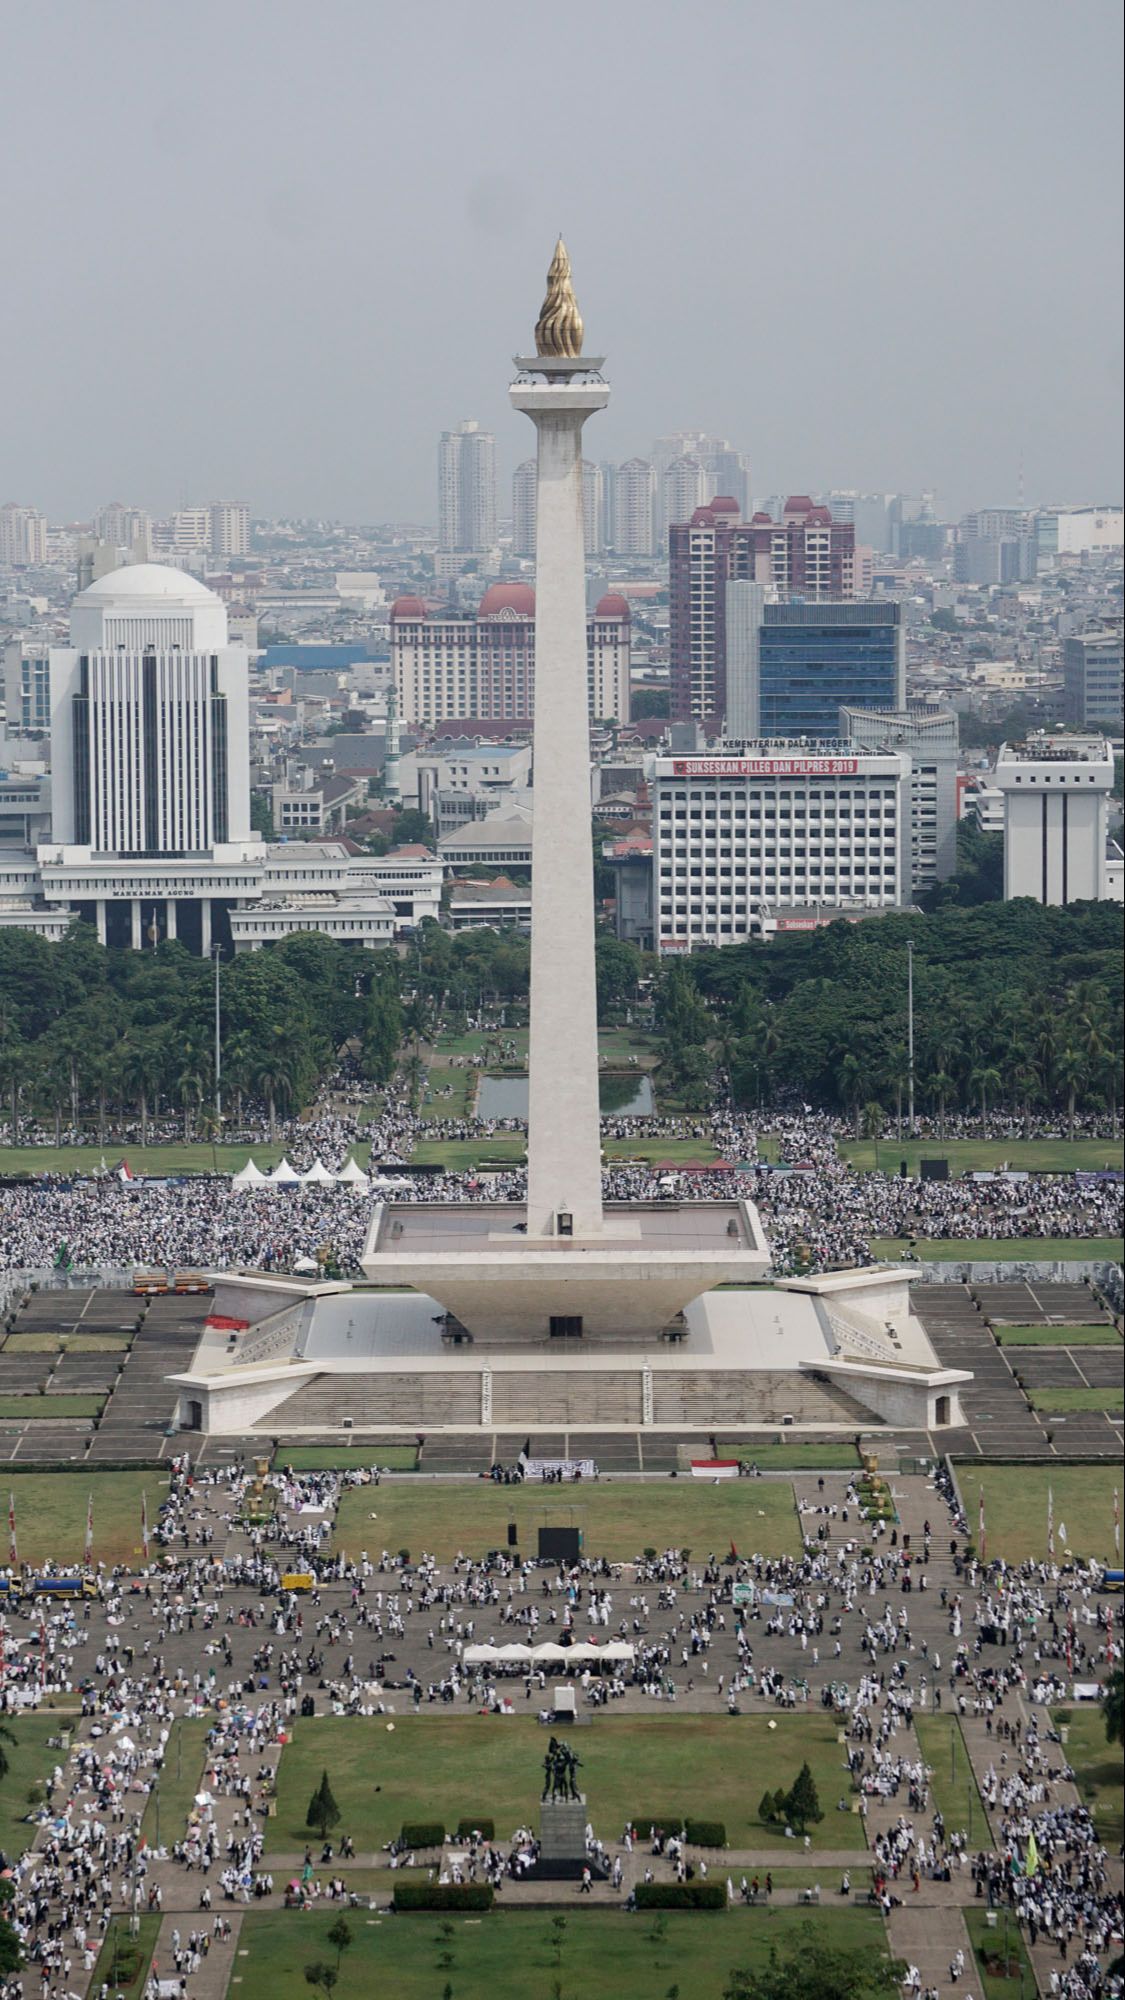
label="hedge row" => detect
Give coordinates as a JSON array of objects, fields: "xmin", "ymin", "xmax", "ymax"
[
  {"xmin": 400, "ymin": 1822, "xmax": 445, "ymax": 1848},
  {"xmin": 634, "ymin": 1883, "xmax": 726, "ymax": 1910},
  {"xmin": 456, "ymin": 1817, "xmax": 495, "ymax": 1841},
  {"xmin": 393, "ymin": 1883, "xmax": 494, "ymax": 1912},
  {"xmin": 630, "ymin": 1816, "xmax": 727, "ymax": 1847}
]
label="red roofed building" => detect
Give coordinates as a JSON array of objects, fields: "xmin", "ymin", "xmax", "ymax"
[
  {"xmin": 391, "ymin": 584, "xmax": 630, "ymax": 728},
  {"xmin": 668, "ymin": 498, "xmax": 856, "ymax": 723}
]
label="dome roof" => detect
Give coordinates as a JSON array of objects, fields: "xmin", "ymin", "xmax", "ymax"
[
  {"xmin": 709, "ymin": 495, "xmax": 741, "ymax": 514},
  {"xmin": 77, "ymin": 563, "xmax": 221, "ymax": 605},
  {"xmin": 479, "ymin": 582, "xmax": 535, "ymax": 617},
  {"xmin": 751, "ymin": 511, "xmax": 773, "ymax": 524},
  {"xmin": 390, "ymin": 595, "xmax": 429, "ymax": 619},
  {"xmin": 594, "ymin": 592, "xmax": 630, "ymax": 620},
  {"xmin": 783, "ymin": 495, "xmax": 815, "ymax": 515}
]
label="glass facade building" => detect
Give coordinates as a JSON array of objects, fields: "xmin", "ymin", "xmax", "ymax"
[{"xmin": 754, "ymin": 602, "xmax": 904, "ymax": 740}]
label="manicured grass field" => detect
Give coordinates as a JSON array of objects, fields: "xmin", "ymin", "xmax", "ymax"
[
  {"xmin": 914, "ymin": 1714, "xmax": 987, "ymax": 1841},
  {"xmin": 964, "ymin": 1905, "xmax": 1035, "ymax": 2000},
  {"xmin": 871, "ymin": 1237, "xmax": 1124, "ymax": 1264},
  {"xmin": 89, "ymin": 1915, "xmax": 161, "ymax": 2000},
  {"xmin": 992, "ymin": 1323, "xmax": 1120, "ymax": 1345},
  {"xmin": 266, "ymin": 1713, "xmax": 863, "ymax": 1855},
  {"xmin": 842, "ymin": 1138, "xmax": 1124, "ymax": 1175},
  {"xmin": 333, "ymin": 1477, "xmax": 801, "ymax": 1564},
  {"xmin": 1054, "ymin": 1706, "xmax": 1124, "ymax": 1846},
  {"xmin": 2, "ymin": 1331, "xmax": 130, "ymax": 1353},
  {"xmin": 234, "ymin": 1905, "xmax": 885, "ymax": 2000},
  {"xmin": 276, "ymin": 1445, "xmax": 418, "ymax": 1472},
  {"xmin": 0, "ymin": 1712, "xmax": 69, "ymax": 1859},
  {"xmin": 409, "ymin": 1133, "xmax": 723, "ymax": 1168},
  {"xmin": 141, "ymin": 1716, "xmax": 212, "ymax": 1846},
  {"xmin": 1027, "ymin": 1387, "xmax": 1123, "ymax": 1413},
  {"xmin": 719, "ymin": 1445, "xmax": 860, "ymax": 1471},
  {"xmin": 4, "ymin": 1469, "xmax": 169, "ymax": 1566},
  {"xmin": 959, "ymin": 1465, "xmax": 1121, "ymax": 1563},
  {"xmin": 0, "ymin": 1394, "xmax": 105, "ymax": 1418}
]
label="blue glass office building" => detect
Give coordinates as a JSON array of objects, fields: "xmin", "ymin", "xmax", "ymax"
[{"xmin": 744, "ymin": 602, "xmax": 905, "ymax": 740}]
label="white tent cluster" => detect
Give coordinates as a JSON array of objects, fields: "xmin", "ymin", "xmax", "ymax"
[
  {"xmin": 462, "ymin": 1642, "xmax": 634, "ymax": 1668},
  {"xmin": 230, "ymin": 1157, "xmax": 370, "ymax": 1191}
]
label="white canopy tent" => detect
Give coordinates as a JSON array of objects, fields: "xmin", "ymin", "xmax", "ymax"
[
  {"xmin": 269, "ymin": 1158, "xmax": 300, "ymax": 1183},
  {"xmin": 462, "ymin": 1641, "xmax": 634, "ymax": 1668},
  {"xmin": 231, "ymin": 1160, "xmax": 270, "ymax": 1188},
  {"xmin": 336, "ymin": 1157, "xmax": 371, "ymax": 1187},
  {"xmin": 300, "ymin": 1160, "xmax": 335, "ymax": 1186}
]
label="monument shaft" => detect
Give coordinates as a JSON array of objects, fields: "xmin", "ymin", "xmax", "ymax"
[{"xmin": 512, "ymin": 375, "xmax": 608, "ymax": 1239}]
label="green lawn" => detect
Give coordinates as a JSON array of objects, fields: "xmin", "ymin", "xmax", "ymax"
[
  {"xmin": 1026, "ymin": 1387, "xmax": 1123, "ymax": 1413},
  {"xmin": 2, "ymin": 1331, "xmax": 131, "ymax": 1353},
  {"xmin": 716, "ymin": 1445, "xmax": 861, "ymax": 1471},
  {"xmin": 872, "ymin": 1236, "xmax": 1125, "ymax": 1264},
  {"xmin": 4, "ymin": 1469, "xmax": 169, "ymax": 1566},
  {"xmin": 962, "ymin": 1465, "xmax": 1122, "ymax": 1563},
  {"xmin": 842, "ymin": 1138, "xmax": 1124, "ymax": 1175},
  {"xmin": 964, "ymin": 1906, "xmax": 1035, "ymax": 2000},
  {"xmin": 333, "ymin": 1478, "xmax": 801, "ymax": 1565},
  {"xmin": 235, "ymin": 1906, "xmax": 885, "ymax": 2000},
  {"xmin": 90, "ymin": 1916, "xmax": 161, "ymax": 2000},
  {"xmin": 276, "ymin": 1445, "xmax": 418, "ymax": 1472},
  {"xmin": 0, "ymin": 1712, "xmax": 69, "ymax": 1859},
  {"xmin": 409, "ymin": 1133, "xmax": 722, "ymax": 1168},
  {"xmin": 914, "ymin": 1714, "xmax": 987, "ymax": 1842},
  {"xmin": 0, "ymin": 1394, "xmax": 105, "ymax": 1418},
  {"xmin": 142, "ymin": 1716, "xmax": 212, "ymax": 1846},
  {"xmin": 993, "ymin": 1323, "xmax": 1120, "ymax": 1345},
  {"xmin": 266, "ymin": 1714, "xmax": 863, "ymax": 1856},
  {"xmin": 1054, "ymin": 1706, "xmax": 1124, "ymax": 1845}
]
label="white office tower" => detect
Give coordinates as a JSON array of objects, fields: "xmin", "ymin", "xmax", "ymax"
[
  {"xmin": 94, "ymin": 502, "xmax": 152, "ymax": 556},
  {"xmin": 210, "ymin": 501, "xmax": 249, "ymax": 558},
  {"xmin": 662, "ymin": 455, "xmax": 710, "ymax": 536},
  {"xmin": 613, "ymin": 458, "xmax": 657, "ymax": 555},
  {"xmin": 438, "ymin": 418, "xmax": 497, "ymax": 553},
  {"xmin": 0, "ymin": 503, "xmax": 48, "ymax": 567},
  {"xmin": 44, "ymin": 565, "xmax": 251, "ymax": 948},
  {"xmin": 993, "ymin": 733, "xmax": 1115, "ymax": 905}
]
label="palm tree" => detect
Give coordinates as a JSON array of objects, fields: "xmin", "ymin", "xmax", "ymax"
[
  {"xmin": 0, "ymin": 1018, "xmax": 25, "ymax": 1146},
  {"xmin": 252, "ymin": 1053, "xmax": 295, "ymax": 1143},
  {"xmin": 119, "ymin": 1034, "xmax": 166, "ymax": 1150},
  {"xmin": 175, "ymin": 1060, "xmax": 206, "ymax": 1144},
  {"xmin": 1055, "ymin": 1044, "xmax": 1086, "ymax": 1145},
  {"xmin": 927, "ymin": 1070, "xmax": 955, "ymax": 1145},
  {"xmin": 1010, "ymin": 1060, "xmax": 1041, "ymax": 1144},
  {"xmin": 877, "ymin": 1046, "xmax": 909, "ymax": 1141},
  {"xmin": 861, "ymin": 1100, "xmax": 885, "ymax": 1170},
  {"xmin": 969, "ymin": 1065, "xmax": 1002, "ymax": 1138},
  {"xmin": 836, "ymin": 1053, "xmax": 865, "ymax": 1139}
]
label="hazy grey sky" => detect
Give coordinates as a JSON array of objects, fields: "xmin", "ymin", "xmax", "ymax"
[{"xmin": 3, "ymin": 0, "xmax": 1121, "ymax": 525}]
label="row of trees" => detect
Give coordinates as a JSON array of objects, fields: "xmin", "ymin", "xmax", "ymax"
[{"xmin": 665, "ymin": 900, "xmax": 1124, "ymax": 1126}]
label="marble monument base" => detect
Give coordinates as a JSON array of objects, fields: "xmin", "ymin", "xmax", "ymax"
[{"xmin": 531, "ymin": 1793, "xmax": 604, "ymax": 1879}]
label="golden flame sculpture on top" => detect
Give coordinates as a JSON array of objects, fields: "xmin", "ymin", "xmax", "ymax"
[{"xmin": 534, "ymin": 236, "xmax": 584, "ymax": 358}]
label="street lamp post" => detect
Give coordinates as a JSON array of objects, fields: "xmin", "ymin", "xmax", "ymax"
[
  {"xmin": 907, "ymin": 938, "xmax": 916, "ymax": 1139},
  {"xmin": 211, "ymin": 944, "xmax": 222, "ymax": 1130}
]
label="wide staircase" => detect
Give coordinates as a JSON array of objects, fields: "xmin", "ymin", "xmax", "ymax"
[{"xmin": 652, "ymin": 1368, "xmax": 875, "ymax": 1427}]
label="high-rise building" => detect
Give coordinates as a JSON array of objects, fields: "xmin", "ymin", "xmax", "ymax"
[
  {"xmin": 210, "ymin": 501, "xmax": 249, "ymax": 558},
  {"xmin": 1063, "ymin": 628, "xmax": 1123, "ymax": 728},
  {"xmin": 612, "ymin": 458, "xmax": 657, "ymax": 555},
  {"xmin": 0, "ymin": 503, "xmax": 48, "ymax": 567},
  {"xmin": 511, "ymin": 458, "xmax": 603, "ymax": 556},
  {"xmin": 1036, "ymin": 507, "xmax": 1123, "ymax": 558},
  {"xmin": 993, "ymin": 733, "xmax": 1115, "ymax": 904},
  {"xmin": 94, "ymin": 501, "xmax": 152, "ymax": 555},
  {"xmin": 171, "ymin": 507, "xmax": 211, "ymax": 554},
  {"xmin": 438, "ymin": 418, "xmax": 497, "ymax": 554},
  {"xmin": 840, "ymin": 704, "xmax": 959, "ymax": 889},
  {"xmin": 662, "ymin": 456, "xmax": 710, "ymax": 539},
  {"xmin": 391, "ymin": 583, "xmax": 630, "ymax": 726},
  {"xmin": 652, "ymin": 743, "xmax": 911, "ymax": 951},
  {"xmin": 727, "ymin": 600, "xmax": 905, "ymax": 741},
  {"xmin": 669, "ymin": 497, "xmax": 857, "ymax": 721}
]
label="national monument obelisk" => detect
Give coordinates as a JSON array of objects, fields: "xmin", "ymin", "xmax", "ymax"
[
  {"xmin": 361, "ymin": 244, "xmax": 768, "ymax": 1338},
  {"xmin": 511, "ymin": 239, "xmax": 608, "ymax": 1240}
]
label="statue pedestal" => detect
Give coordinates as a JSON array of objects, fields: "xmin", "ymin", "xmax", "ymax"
[{"xmin": 536, "ymin": 1793, "xmax": 589, "ymax": 1879}]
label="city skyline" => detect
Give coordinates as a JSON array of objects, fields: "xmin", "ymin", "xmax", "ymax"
[{"xmin": 2, "ymin": 0, "xmax": 1121, "ymax": 525}]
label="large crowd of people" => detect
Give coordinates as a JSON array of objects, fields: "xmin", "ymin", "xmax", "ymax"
[{"xmin": 0, "ymin": 1454, "xmax": 1119, "ymax": 1999}]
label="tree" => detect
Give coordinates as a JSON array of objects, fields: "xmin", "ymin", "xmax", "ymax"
[
  {"xmin": 968, "ymin": 1064, "xmax": 1001, "ymax": 1138},
  {"xmin": 303, "ymin": 1964, "xmax": 337, "ymax": 2000},
  {"xmin": 325, "ymin": 1917, "xmax": 352, "ymax": 1974},
  {"xmin": 306, "ymin": 1771, "xmax": 341, "ymax": 1841},
  {"xmin": 784, "ymin": 1763, "xmax": 823, "ymax": 1834},
  {"xmin": 724, "ymin": 1924, "xmax": 904, "ymax": 2000},
  {"xmin": 1103, "ymin": 1667, "xmax": 1124, "ymax": 1748}
]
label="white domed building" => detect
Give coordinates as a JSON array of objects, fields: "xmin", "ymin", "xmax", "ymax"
[{"xmin": 0, "ymin": 565, "xmax": 437, "ymax": 955}]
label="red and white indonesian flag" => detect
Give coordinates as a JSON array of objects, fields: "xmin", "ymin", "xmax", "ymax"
[{"xmin": 690, "ymin": 1460, "xmax": 740, "ymax": 1480}]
